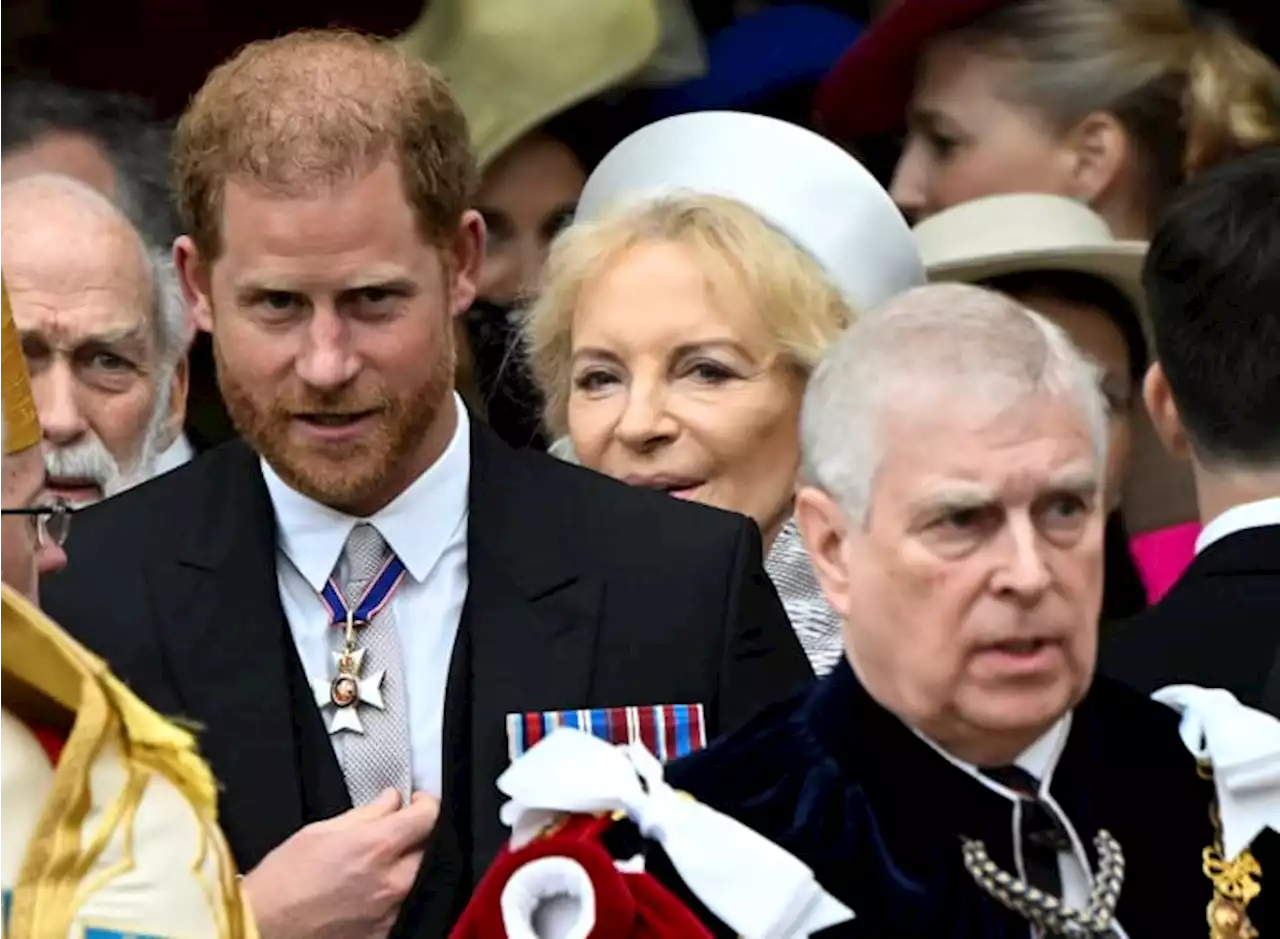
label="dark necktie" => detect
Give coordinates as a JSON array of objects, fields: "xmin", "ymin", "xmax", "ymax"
[{"xmin": 982, "ymin": 765, "xmax": 1071, "ymax": 900}]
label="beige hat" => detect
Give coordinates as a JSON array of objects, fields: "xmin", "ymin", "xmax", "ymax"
[
  {"xmin": 912, "ymin": 193, "xmax": 1150, "ymax": 344},
  {"xmin": 914, "ymin": 193, "xmax": 1199, "ymax": 535},
  {"xmin": 395, "ymin": 0, "xmax": 663, "ymax": 171}
]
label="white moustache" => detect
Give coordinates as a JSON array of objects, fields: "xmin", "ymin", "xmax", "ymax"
[
  {"xmin": 44, "ymin": 436, "xmax": 125, "ymax": 506},
  {"xmin": 42, "ymin": 372, "xmax": 176, "ymax": 506}
]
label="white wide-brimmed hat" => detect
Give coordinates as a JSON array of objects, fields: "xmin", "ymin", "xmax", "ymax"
[{"xmin": 575, "ymin": 110, "xmax": 926, "ymax": 313}]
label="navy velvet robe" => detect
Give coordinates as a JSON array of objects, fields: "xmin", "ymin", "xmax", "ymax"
[{"xmin": 663, "ymin": 660, "xmax": 1271, "ymax": 937}]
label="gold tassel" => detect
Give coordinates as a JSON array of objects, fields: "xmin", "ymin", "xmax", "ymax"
[{"xmin": 1201, "ymin": 762, "xmax": 1261, "ymax": 938}]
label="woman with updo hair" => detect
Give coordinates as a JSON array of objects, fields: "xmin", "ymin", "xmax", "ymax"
[
  {"xmin": 817, "ymin": 0, "xmax": 1280, "ymax": 235},
  {"xmin": 817, "ymin": 0, "xmax": 1280, "ymax": 603}
]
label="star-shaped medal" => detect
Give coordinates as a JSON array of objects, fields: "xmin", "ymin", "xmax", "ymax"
[{"xmin": 312, "ymin": 647, "xmax": 386, "ymax": 735}]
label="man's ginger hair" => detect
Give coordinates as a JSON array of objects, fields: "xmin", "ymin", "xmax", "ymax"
[{"xmin": 174, "ymin": 29, "xmax": 477, "ymax": 261}]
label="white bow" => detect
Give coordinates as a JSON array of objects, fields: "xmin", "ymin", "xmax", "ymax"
[
  {"xmin": 1152, "ymin": 684, "xmax": 1280, "ymax": 859},
  {"xmin": 497, "ymin": 728, "xmax": 854, "ymax": 939}
]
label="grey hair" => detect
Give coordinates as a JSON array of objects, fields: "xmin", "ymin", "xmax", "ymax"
[
  {"xmin": 3, "ymin": 173, "xmax": 188, "ymax": 368},
  {"xmin": 799, "ymin": 283, "xmax": 1109, "ymax": 523},
  {"xmin": 147, "ymin": 247, "xmax": 190, "ymax": 367},
  {"xmin": 1, "ymin": 79, "xmax": 182, "ymax": 249}
]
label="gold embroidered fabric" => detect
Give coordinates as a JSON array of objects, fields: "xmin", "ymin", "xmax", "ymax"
[
  {"xmin": 1, "ymin": 277, "xmax": 41, "ymax": 455},
  {"xmin": 1, "ymin": 585, "xmax": 257, "ymax": 939}
]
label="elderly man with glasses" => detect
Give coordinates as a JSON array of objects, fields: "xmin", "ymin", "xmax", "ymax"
[{"xmin": 0, "ymin": 279, "xmax": 256, "ymax": 938}]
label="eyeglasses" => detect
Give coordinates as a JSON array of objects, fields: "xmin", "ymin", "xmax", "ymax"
[{"xmin": 1, "ymin": 498, "xmax": 73, "ymax": 547}]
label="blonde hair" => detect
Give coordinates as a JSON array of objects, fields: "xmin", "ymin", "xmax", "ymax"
[
  {"xmin": 175, "ymin": 29, "xmax": 476, "ymax": 261},
  {"xmin": 953, "ymin": 0, "xmax": 1280, "ymax": 214},
  {"xmin": 523, "ymin": 193, "xmax": 856, "ymax": 437}
]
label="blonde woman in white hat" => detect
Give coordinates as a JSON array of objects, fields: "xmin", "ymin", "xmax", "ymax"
[
  {"xmin": 523, "ymin": 111, "xmax": 926, "ymax": 675},
  {"xmin": 913, "ymin": 192, "xmax": 1176, "ymax": 617}
]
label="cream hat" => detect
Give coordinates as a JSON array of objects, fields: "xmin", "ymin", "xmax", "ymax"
[
  {"xmin": 576, "ymin": 111, "xmax": 926, "ymax": 313},
  {"xmin": 395, "ymin": 0, "xmax": 664, "ymax": 171},
  {"xmin": 913, "ymin": 194, "xmax": 1200, "ymax": 534},
  {"xmin": 912, "ymin": 193, "xmax": 1150, "ymax": 344}
]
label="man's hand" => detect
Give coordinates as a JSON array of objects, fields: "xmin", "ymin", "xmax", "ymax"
[{"xmin": 242, "ymin": 789, "xmax": 440, "ymax": 939}]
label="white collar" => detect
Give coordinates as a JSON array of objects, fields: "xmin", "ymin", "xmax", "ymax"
[
  {"xmin": 154, "ymin": 432, "xmax": 195, "ymax": 474},
  {"xmin": 910, "ymin": 713, "xmax": 1073, "ymax": 802},
  {"xmin": 261, "ymin": 393, "xmax": 471, "ymax": 590},
  {"xmin": 1195, "ymin": 496, "xmax": 1280, "ymax": 555}
]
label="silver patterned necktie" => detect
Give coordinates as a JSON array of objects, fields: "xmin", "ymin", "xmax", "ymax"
[{"xmin": 331, "ymin": 522, "xmax": 413, "ymax": 806}]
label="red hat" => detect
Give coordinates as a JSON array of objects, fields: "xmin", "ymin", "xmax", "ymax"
[
  {"xmin": 814, "ymin": 0, "xmax": 1010, "ymax": 142},
  {"xmin": 449, "ymin": 813, "xmax": 713, "ymax": 939},
  {"xmin": 452, "ymin": 728, "xmax": 855, "ymax": 939}
]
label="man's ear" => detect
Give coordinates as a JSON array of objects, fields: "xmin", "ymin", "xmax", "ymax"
[
  {"xmin": 449, "ymin": 210, "xmax": 485, "ymax": 321},
  {"xmin": 1142, "ymin": 361, "xmax": 1190, "ymax": 459},
  {"xmin": 794, "ymin": 485, "xmax": 855, "ymax": 619},
  {"xmin": 174, "ymin": 235, "xmax": 213, "ymax": 333}
]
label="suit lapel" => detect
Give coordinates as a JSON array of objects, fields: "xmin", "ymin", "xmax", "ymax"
[
  {"xmin": 462, "ymin": 424, "xmax": 603, "ymax": 869},
  {"xmin": 394, "ymin": 423, "xmax": 603, "ymax": 932},
  {"xmin": 151, "ymin": 441, "xmax": 347, "ymax": 869}
]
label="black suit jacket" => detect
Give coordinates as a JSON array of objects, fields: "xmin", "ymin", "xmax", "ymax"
[
  {"xmin": 42, "ymin": 422, "xmax": 811, "ymax": 935},
  {"xmin": 1100, "ymin": 523, "xmax": 1280, "ymax": 714}
]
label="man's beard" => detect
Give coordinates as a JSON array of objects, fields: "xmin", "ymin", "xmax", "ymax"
[
  {"xmin": 44, "ymin": 371, "xmax": 173, "ymax": 506},
  {"xmin": 215, "ymin": 323, "xmax": 456, "ymax": 513}
]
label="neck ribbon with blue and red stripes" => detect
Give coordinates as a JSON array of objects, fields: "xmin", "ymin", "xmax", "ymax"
[{"xmin": 319, "ymin": 552, "xmax": 408, "ymax": 628}]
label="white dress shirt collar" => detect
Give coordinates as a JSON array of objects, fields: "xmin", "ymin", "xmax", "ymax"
[
  {"xmin": 1195, "ymin": 496, "xmax": 1280, "ymax": 555},
  {"xmin": 153, "ymin": 432, "xmax": 195, "ymax": 475},
  {"xmin": 261, "ymin": 393, "xmax": 471, "ymax": 590},
  {"xmin": 910, "ymin": 713, "xmax": 1073, "ymax": 801}
]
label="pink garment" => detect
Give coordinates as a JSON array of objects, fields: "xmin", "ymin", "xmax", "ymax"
[{"xmin": 1128, "ymin": 522, "xmax": 1201, "ymax": 604}]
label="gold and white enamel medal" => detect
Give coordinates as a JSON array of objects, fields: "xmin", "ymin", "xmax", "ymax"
[{"xmin": 312, "ymin": 614, "xmax": 386, "ymax": 735}]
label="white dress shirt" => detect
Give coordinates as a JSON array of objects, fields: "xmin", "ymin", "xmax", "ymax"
[
  {"xmin": 913, "ymin": 715, "xmax": 1130, "ymax": 938},
  {"xmin": 153, "ymin": 432, "xmax": 195, "ymax": 475},
  {"xmin": 262, "ymin": 394, "xmax": 471, "ymax": 797},
  {"xmin": 1195, "ymin": 496, "xmax": 1280, "ymax": 555}
]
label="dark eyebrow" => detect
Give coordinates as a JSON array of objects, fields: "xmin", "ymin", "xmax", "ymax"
[
  {"xmin": 339, "ymin": 279, "xmax": 418, "ymax": 300},
  {"xmin": 540, "ymin": 202, "xmax": 578, "ymax": 234},
  {"xmin": 233, "ymin": 279, "xmax": 418, "ymax": 306},
  {"xmin": 234, "ymin": 283, "xmax": 297, "ymax": 306}
]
